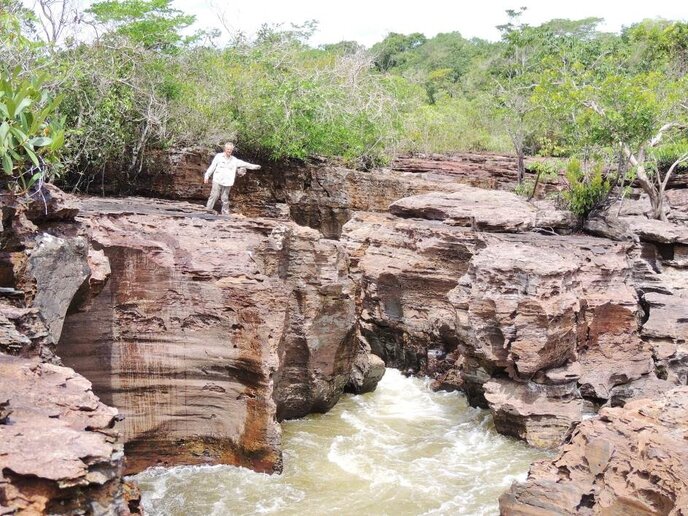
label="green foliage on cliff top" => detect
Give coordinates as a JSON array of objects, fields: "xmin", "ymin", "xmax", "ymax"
[{"xmin": 3, "ymin": 0, "xmax": 688, "ymax": 202}]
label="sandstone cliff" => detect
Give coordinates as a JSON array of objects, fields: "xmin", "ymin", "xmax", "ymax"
[
  {"xmin": 0, "ymin": 186, "xmax": 138, "ymax": 514},
  {"xmin": 341, "ymin": 185, "xmax": 684, "ymax": 450},
  {"xmin": 58, "ymin": 197, "xmax": 360, "ymax": 474},
  {"xmin": 97, "ymin": 149, "xmax": 553, "ymax": 239},
  {"xmin": 5, "ymin": 151, "xmax": 688, "ymax": 513}
]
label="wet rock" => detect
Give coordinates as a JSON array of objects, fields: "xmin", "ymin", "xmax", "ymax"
[
  {"xmin": 500, "ymin": 387, "xmax": 688, "ymax": 515},
  {"xmin": 483, "ymin": 379, "xmax": 587, "ymax": 448},
  {"xmin": 346, "ymin": 336, "xmax": 387, "ymax": 394},
  {"xmin": 0, "ymin": 355, "xmax": 131, "ymax": 515},
  {"xmin": 59, "ymin": 197, "xmax": 359, "ymax": 473}
]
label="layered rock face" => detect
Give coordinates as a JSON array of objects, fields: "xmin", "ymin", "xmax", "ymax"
[
  {"xmin": 452, "ymin": 234, "xmax": 654, "ymax": 448},
  {"xmin": 500, "ymin": 386, "xmax": 688, "ymax": 515},
  {"xmin": 586, "ymin": 196, "xmax": 688, "ymax": 395},
  {"xmin": 342, "ymin": 186, "xmax": 676, "ymax": 450},
  {"xmin": 111, "ymin": 149, "xmax": 549, "ymax": 238},
  {"xmin": 58, "ymin": 197, "xmax": 358, "ymax": 473},
  {"xmin": 6, "ymin": 152, "xmax": 688, "ymax": 512},
  {"xmin": 0, "ymin": 185, "xmax": 89, "ymax": 360},
  {"xmin": 0, "ymin": 186, "xmax": 136, "ymax": 514}
]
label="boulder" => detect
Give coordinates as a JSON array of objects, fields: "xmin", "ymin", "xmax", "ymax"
[
  {"xmin": 0, "ymin": 355, "xmax": 132, "ymax": 515},
  {"xmin": 22, "ymin": 183, "xmax": 80, "ymax": 223},
  {"xmin": 346, "ymin": 336, "xmax": 387, "ymax": 394},
  {"xmin": 500, "ymin": 387, "xmax": 688, "ymax": 514}
]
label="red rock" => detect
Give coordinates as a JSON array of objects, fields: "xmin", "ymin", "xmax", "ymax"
[
  {"xmin": 100, "ymin": 149, "xmax": 563, "ymax": 238},
  {"xmin": 342, "ymin": 185, "xmax": 670, "ymax": 449},
  {"xmin": 500, "ymin": 387, "xmax": 688, "ymax": 514},
  {"xmin": 389, "ymin": 187, "xmax": 574, "ymax": 233},
  {"xmin": 0, "ymin": 355, "xmax": 131, "ymax": 515},
  {"xmin": 59, "ymin": 197, "xmax": 359, "ymax": 474},
  {"xmin": 22, "ymin": 183, "xmax": 80, "ymax": 223},
  {"xmin": 483, "ymin": 379, "xmax": 587, "ymax": 448}
]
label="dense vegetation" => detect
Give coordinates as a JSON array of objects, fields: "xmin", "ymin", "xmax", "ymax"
[{"xmin": 1, "ymin": 1, "xmax": 687, "ymax": 218}]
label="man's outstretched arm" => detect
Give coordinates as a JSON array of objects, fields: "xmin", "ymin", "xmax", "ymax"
[{"xmin": 235, "ymin": 159, "xmax": 261, "ymax": 170}]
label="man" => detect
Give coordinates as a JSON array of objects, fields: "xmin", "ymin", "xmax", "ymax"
[{"xmin": 204, "ymin": 142, "xmax": 261, "ymax": 215}]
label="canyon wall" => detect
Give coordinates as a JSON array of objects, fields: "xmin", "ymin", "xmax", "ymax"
[
  {"xmin": 58, "ymin": 197, "xmax": 361, "ymax": 474},
  {"xmin": 5, "ymin": 151, "xmax": 688, "ymax": 513},
  {"xmin": 0, "ymin": 187, "xmax": 138, "ymax": 514},
  {"xmin": 341, "ymin": 185, "xmax": 687, "ymax": 450}
]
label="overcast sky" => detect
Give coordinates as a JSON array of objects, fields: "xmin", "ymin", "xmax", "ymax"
[{"xmin": 174, "ymin": 0, "xmax": 688, "ymax": 46}]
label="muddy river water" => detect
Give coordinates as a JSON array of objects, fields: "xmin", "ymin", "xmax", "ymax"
[{"xmin": 134, "ymin": 369, "xmax": 547, "ymax": 515}]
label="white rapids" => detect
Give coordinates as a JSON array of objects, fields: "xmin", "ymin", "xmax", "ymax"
[{"xmin": 133, "ymin": 369, "xmax": 547, "ymax": 516}]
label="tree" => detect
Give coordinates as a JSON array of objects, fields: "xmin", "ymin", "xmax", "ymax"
[
  {"xmin": 32, "ymin": 0, "xmax": 82, "ymax": 44},
  {"xmin": 535, "ymin": 20, "xmax": 688, "ymax": 220},
  {"xmin": 370, "ymin": 32, "xmax": 427, "ymax": 72},
  {"xmin": 87, "ymin": 0, "xmax": 196, "ymax": 52},
  {"xmin": 490, "ymin": 9, "xmax": 546, "ymax": 183}
]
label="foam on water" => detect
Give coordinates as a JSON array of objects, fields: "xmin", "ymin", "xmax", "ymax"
[{"xmin": 133, "ymin": 369, "xmax": 548, "ymax": 515}]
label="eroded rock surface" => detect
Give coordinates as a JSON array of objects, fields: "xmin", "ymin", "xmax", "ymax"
[
  {"xmin": 500, "ymin": 387, "xmax": 688, "ymax": 515},
  {"xmin": 0, "ymin": 186, "xmax": 135, "ymax": 514},
  {"xmin": 0, "ymin": 356, "xmax": 129, "ymax": 515},
  {"xmin": 390, "ymin": 187, "xmax": 575, "ymax": 232},
  {"xmin": 0, "ymin": 185, "xmax": 90, "ymax": 360},
  {"xmin": 104, "ymin": 149, "xmax": 555, "ymax": 238},
  {"xmin": 59, "ymin": 197, "xmax": 359, "ymax": 473},
  {"xmin": 342, "ymin": 185, "xmax": 679, "ymax": 449}
]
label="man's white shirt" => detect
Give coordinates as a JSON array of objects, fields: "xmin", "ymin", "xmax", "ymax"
[{"xmin": 204, "ymin": 154, "xmax": 257, "ymax": 186}]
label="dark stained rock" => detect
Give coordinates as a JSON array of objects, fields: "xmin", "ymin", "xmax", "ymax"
[
  {"xmin": 23, "ymin": 183, "xmax": 80, "ymax": 224},
  {"xmin": 0, "ymin": 186, "xmax": 90, "ymax": 360},
  {"xmin": 0, "ymin": 306, "xmax": 53, "ymax": 360},
  {"xmin": 0, "ymin": 399, "xmax": 10, "ymax": 424},
  {"xmin": 346, "ymin": 336, "xmax": 387, "ymax": 394},
  {"xmin": 26, "ymin": 232, "xmax": 90, "ymax": 344}
]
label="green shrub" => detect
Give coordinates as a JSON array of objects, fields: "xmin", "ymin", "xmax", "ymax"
[
  {"xmin": 562, "ymin": 158, "xmax": 612, "ymax": 218},
  {"xmin": 0, "ymin": 70, "xmax": 65, "ymax": 192}
]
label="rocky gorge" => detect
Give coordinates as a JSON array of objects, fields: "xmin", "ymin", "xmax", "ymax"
[{"xmin": 2, "ymin": 151, "xmax": 688, "ymax": 514}]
